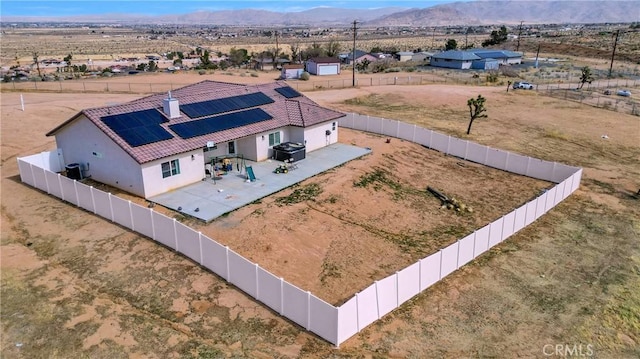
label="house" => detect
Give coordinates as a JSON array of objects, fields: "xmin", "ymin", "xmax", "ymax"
[
  {"xmin": 252, "ymin": 58, "xmax": 290, "ymax": 71},
  {"xmin": 411, "ymin": 51, "xmax": 434, "ymax": 63},
  {"xmin": 305, "ymin": 57, "xmax": 340, "ymax": 76},
  {"xmin": 430, "ymin": 49, "xmax": 523, "ymax": 69},
  {"xmin": 470, "ymin": 49, "xmax": 522, "ymax": 65},
  {"xmin": 340, "ymin": 50, "xmax": 378, "ymax": 65},
  {"xmin": 395, "ymin": 51, "xmax": 414, "ymax": 62},
  {"xmin": 46, "ymin": 81, "xmax": 344, "ymax": 198},
  {"xmin": 430, "ymin": 50, "xmax": 481, "ymax": 69},
  {"xmin": 281, "ymin": 64, "xmax": 304, "ymax": 79}
]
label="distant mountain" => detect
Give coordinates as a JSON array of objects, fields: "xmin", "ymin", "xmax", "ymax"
[
  {"xmin": 1, "ymin": 1, "xmax": 637, "ymax": 26},
  {"xmin": 367, "ymin": 1, "xmax": 639, "ymax": 26},
  {"xmin": 1, "ymin": 7, "xmax": 407, "ymax": 26}
]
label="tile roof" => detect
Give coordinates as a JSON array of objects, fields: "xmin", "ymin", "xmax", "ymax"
[{"xmin": 47, "ymin": 80, "xmax": 345, "ymax": 164}]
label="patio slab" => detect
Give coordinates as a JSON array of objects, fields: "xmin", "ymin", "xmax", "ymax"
[{"xmin": 149, "ymin": 143, "xmax": 372, "ymax": 221}]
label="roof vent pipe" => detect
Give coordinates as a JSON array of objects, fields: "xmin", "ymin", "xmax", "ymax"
[{"xmin": 163, "ymin": 91, "xmax": 180, "ymax": 119}]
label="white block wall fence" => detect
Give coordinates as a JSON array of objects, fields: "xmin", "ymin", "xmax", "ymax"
[{"xmin": 17, "ymin": 114, "xmax": 582, "ymax": 347}]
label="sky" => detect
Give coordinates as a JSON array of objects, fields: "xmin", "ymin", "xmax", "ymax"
[{"xmin": 1, "ymin": 0, "xmax": 466, "ymax": 17}]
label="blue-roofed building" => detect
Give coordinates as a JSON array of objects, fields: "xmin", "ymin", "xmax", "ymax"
[
  {"xmin": 430, "ymin": 50, "xmax": 481, "ymax": 69},
  {"xmin": 46, "ymin": 81, "xmax": 344, "ymax": 198},
  {"xmin": 471, "ymin": 58, "xmax": 500, "ymax": 70},
  {"xmin": 469, "ymin": 49, "xmax": 523, "ymax": 65},
  {"xmin": 430, "ymin": 49, "xmax": 523, "ymax": 69}
]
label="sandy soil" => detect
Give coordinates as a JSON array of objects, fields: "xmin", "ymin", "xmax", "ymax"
[{"xmin": 2, "ymin": 71, "xmax": 639, "ymax": 358}]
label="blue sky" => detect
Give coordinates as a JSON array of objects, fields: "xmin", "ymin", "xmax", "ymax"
[{"xmin": 1, "ymin": 0, "xmax": 464, "ymax": 17}]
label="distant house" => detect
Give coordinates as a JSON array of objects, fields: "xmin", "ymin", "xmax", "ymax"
[
  {"xmin": 306, "ymin": 57, "xmax": 340, "ymax": 76},
  {"xmin": 340, "ymin": 50, "xmax": 379, "ymax": 65},
  {"xmin": 252, "ymin": 58, "xmax": 290, "ymax": 71},
  {"xmin": 46, "ymin": 81, "xmax": 344, "ymax": 198},
  {"xmin": 470, "ymin": 49, "xmax": 522, "ymax": 65},
  {"xmin": 395, "ymin": 51, "xmax": 414, "ymax": 62},
  {"xmin": 281, "ymin": 64, "xmax": 305, "ymax": 79},
  {"xmin": 411, "ymin": 51, "xmax": 434, "ymax": 63},
  {"xmin": 430, "ymin": 51, "xmax": 481, "ymax": 69},
  {"xmin": 430, "ymin": 49, "xmax": 523, "ymax": 69}
]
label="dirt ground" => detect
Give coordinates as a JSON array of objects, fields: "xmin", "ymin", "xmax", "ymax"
[{"xmin": 2, "ymin": 71, "xmax": 639, "ymax": 358}]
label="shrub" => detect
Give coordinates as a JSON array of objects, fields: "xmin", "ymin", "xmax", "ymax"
[
  {"xmin": 198, "ymin": 69, "xmax": 206, "ymax": 75},
  {"xmin": 299, "ymin": 71, "xmax": 310, "ymax": 81},
  {"xmin": 250, "ymin": 73, "xmax": 259, "ymax": 77}
]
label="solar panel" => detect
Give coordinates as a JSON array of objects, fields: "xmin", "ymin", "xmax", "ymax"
[
  {"xmin": 275, "ymin": 87, "xmax": 302, "ymax": 98},
  {"xmin": 169, "ymin": 108, "xmax": 273, "ymax": 139},
  {"xmin": 101, "ymin": 109, "xmax": 173, "ymax": 147},
  {"xmin": 180, "ymin": 92, "xmax": 275, "ymax": 119}
]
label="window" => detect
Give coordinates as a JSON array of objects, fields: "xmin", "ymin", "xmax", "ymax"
[
  {"xmin": 268, "ymin": 131, "xmax": 281, "ymax": 146},
  {"xmin": 228, "ymin": 141, "xmax": 235, "ymax": 154},
  {"xmin": 161, "ymin": 159, "xmax": 180, "ymax": 178},
  {"xmin": 332, "ymin": 122, "xmax": 336, "ymax": 131}
]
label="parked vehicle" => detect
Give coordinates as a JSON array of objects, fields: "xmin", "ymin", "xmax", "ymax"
[
  {"xmin": 513, "ymin": 81, "xmax": 535, "ymax": 90},
  {"xmin": 617, "ymin": 89, "xmax": 631, "ymax": 97}
]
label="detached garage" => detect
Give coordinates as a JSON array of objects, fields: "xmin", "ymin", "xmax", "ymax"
[{"xmin": 306, "ymin": 57, "xmax": 340, "ymax": 76}]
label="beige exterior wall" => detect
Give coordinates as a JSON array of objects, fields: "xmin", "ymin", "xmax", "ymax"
[
  {"xmin": 54, "ymin": 116, "xmax": 145, "ymax": 197},
  {"xmin": 303, "ymin": 120, "xmax": 338, "ymax": 153},
  {"xmin": 141, "ymin": 149, "xmax": 204, "ymax": 198}
]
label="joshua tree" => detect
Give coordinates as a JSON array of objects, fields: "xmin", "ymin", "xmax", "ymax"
[
  {"xmin": 579, "ymin": 66, "xmax": 594, "ymax": 89},
  {"xmin": 466, "ymin": 94, "xmax": 488, "ymax": 135},
  {"xmin": 33, "ymin": 52, "xmax": 42, "ymax": 78}
]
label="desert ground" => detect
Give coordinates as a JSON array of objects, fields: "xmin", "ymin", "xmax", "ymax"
[{"xmin": 2, "ymin": 68, "xmax": 639, "ymax": 359}]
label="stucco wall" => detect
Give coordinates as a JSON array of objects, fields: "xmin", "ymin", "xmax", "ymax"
[
  {"xmin": 141, "ymin": 149, "xmax": 204, "ymax": 198},
  {"xmin": 54, "ymin": 116, "xmax": 145, "ymax": 197},
  {"xmin": 236, "ymin": 136, "xmax": 259, "ymax": 161},
  {"xmin": 303, "ymin": 121, "xmax": 338, "ymax": 153}
]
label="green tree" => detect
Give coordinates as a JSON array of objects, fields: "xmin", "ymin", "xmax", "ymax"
[
  {"xmin": 579, "ymin": 66, "xmax": 594, "ymax": 89},
  {"xmin": 325, "ymin": 40, "xmax": 341, "ymax": 57},
  {"xmin": 482, "ymin": 26, "xmax": 508, "ymax": 47},
  {"xmin": 147, "ymin": 60, "xmax": 157, "ymax": 72},
  {"xmin": 466, "ymin": 94, "xmax": 488, "ymax": 135},
  {"xmin": 228, "ymin": 47, "xmax": 248, "ymax": 68},
  {"xmin": 199, "ymin": 50, "xmax": 212, "ymax": 68},
  {"xmin": 301, "ymin": 42, "xmax": 326, "ymax": 61},
  {"xmin": 445, "ymin": 39, "xmax": 458, "ymax": 51}
]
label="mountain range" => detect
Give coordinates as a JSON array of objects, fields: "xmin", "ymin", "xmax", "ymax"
[{"xmin": 2, "ymin": 1, "xmax": 638, "ymax": 26}]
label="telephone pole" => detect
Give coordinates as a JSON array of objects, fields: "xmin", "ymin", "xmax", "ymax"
[
  {"xmin": 352, "ymin": 20, "xmax": 357, "ymax": 87},
  {"xmin": 608, "ymin": 29, "xmax": 620, "ymax": 78},
  {"xmin": 516, "ymin": 20, "xmax": 523, "ymax": 52},
  {"xmin": 274, "ymin": 30, "xmax": 279, "ymax": 68}
]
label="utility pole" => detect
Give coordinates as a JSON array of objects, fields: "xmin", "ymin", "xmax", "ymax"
[
  {"xmin": 534, "ymin": 43, "xmax": 541, "ymax": 68},
  {"xmin": 352, "ymin": 20, "xmax": 357, "ymax": 87},
  {"xmin": 608, "ymin": 29, "xmax": 620, "ymax": 78},
  {"xmin": 274, "ymin": 30, "xmax": 279, "ymax": 69},
  {"xmin": 516, "ymin": 20, "xmax": 523, "ymax": 52},
  {"xmin": 432, "ymin": 27, "xmax": 436, "ymax": 49}
]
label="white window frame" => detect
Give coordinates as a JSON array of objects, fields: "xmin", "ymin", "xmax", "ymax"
[
  {"xmin": 161, "ymin": 159, "xmax": 180, "ymax": 178},
  {"xmin": 268, "ymin": 131, "xmax": 281, "ymax": 146}
]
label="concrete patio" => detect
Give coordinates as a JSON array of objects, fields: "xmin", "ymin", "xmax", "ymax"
[{"xmin": 149, "ymin": 143, "xmax": 372, "ymax": 221}]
